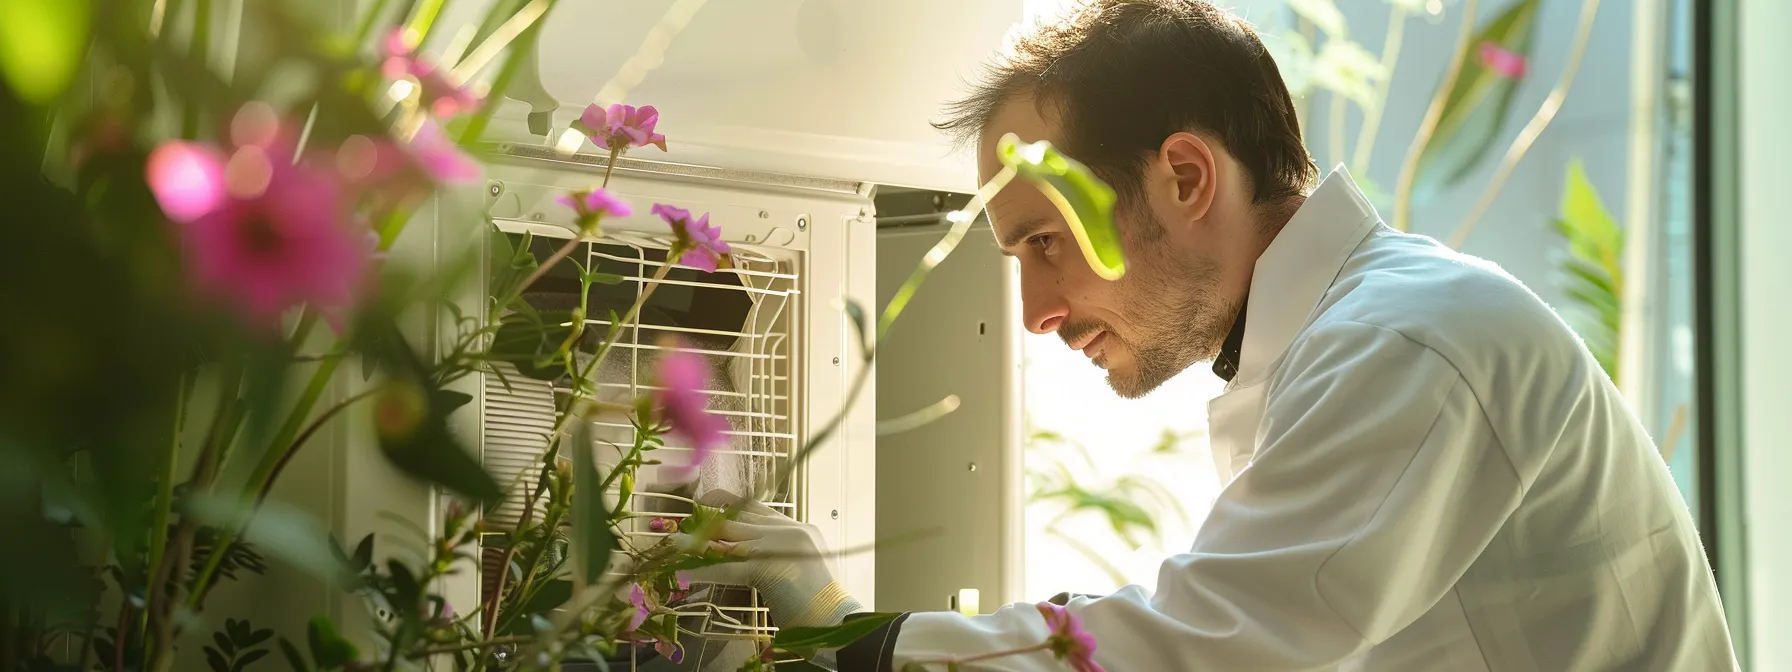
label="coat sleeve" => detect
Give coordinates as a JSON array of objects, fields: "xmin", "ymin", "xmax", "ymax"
[{"xmin": 869, "ymin": 320, "xmax": 1528, "ymax": 671}]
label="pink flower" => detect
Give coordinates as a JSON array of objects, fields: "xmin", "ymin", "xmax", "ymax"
[
  {"xmin": 383, "ymin": 28, "xmax": 479, "ymax": 118},
  {"xmin": 625, "ymin": 584, "xmax": 651, "ymax": 634},
  {"xmin": 654, "ymin": 343, "xmax": 729, "ymax": 481},
  {"xmin": 574, "ymin": 103, "xmax": 668, "ymax": 152},
  {"xmin": 653, "ymin": 639, "xmax": 685, "ymax": 665},
  {"xmin": 555, "ymin": 188, "xmax": 633, "ymax": 230},
  {"xmin": 651, "ymin": 204, "xmax": 732, "ymax": 273},
  {"xmin": 146, "ymin": 106, "xmax": 373, "ymax": 333},
  {"xmin": 1037, "ymin": 602, "xmax": 1103, "ymax": 672},
  {"xmin": 1477, "ymin": 41, "xmax": 1528, "ymax": 78},
  {"xmin": 336, "ymin": 119, "xmax": 479, "ymax": 213},
  {"xmin": 675, "ymin": 572, "xmax": 692, "ymax": 592}
]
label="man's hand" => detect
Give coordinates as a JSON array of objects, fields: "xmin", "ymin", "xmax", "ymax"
[{"xmin": 677, "ymin": 490, "xmax": 864, "ymax": 628}]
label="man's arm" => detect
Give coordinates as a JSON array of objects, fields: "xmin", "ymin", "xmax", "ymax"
[{"xmin": 858, "ymin": 320, "xmax": 1529, "ymax": 671}]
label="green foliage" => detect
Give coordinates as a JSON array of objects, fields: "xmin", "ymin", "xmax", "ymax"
[
  {"xmin": 1551, "ymin": 157, "xmax": 1625, "ymax": 383},
  {"xmin": 996, "ymin": 134, "xmax": 1126, "ymax": 281},
  {"xmin": 203, "ymin": 618, "xmax": 276, "ymax": 672},
  {"xmin": 1025, "ymin": 425, "xmax": 1196, "ymax": 585},
  {"xmin": 571, "ymin": 423, "xmax": 618, "ymax": 585},
  {"xmin": 1411, "ymin": 0, "xmax": 1544, "ymax": 203},
  {"xmin": 0, "ymin": 0, "xmax": 90, "ymax": 104},
  {"xmin": 772, "ymin": 613, "xmax": 903, "ymax": 661}
]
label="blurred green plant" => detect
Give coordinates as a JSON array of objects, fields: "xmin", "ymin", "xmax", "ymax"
[
  {"xmin": 1025, "ymin": 426, "xmax": 1196, "ymax": 587},
  {"xmin": 1551, "ymin": 157, "xmax": 1624, "ymax": 383}
]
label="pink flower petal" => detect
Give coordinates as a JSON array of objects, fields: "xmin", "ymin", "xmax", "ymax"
[
  {"xmin": 678, "ymin": 248, "xmax": 718, "ymax": 273},
  {"xmin": 655, "ymin": 346, "xmax": 727, "ymax": 480},
  {"xmin": 578, "ymin": 103, "xmax": 609, "ymax": 133},
  {"xmin": 384, "ymin": 28, "xmax": 415, "ymax": 58},
  {"xmin": 1478, "ymin": 41, "xmax": 1527, "ymax": 78},
  {"xmin": 146, "ymin": 141, "xmax": 228, "ymax": 223},
  {"xmin": 409, "ymin": 119, "xmax": 480, "ymax": 183}
]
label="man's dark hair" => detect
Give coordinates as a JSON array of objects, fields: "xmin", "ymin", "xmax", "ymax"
[{"xmin": 935, "ymin": 0, "xmax": 1317, "ymax": 207}]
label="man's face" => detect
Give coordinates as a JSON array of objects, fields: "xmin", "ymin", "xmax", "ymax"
[{"xmin": 980, "ymin": 102, "xmax": 1240, "ymax": 398}]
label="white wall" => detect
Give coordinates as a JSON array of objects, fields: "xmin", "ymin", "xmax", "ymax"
[{"xmin": 1738, "ymin": 0, "xmax": 1792, "ymax": 665}]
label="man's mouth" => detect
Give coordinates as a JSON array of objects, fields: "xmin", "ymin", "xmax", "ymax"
[{"xmin": 1074, "ymin": 331, "xmax": 1107, "ymax": 359}]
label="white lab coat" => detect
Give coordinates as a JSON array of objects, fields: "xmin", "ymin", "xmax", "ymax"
[{"xmin": 884, "ymin": 168, "xmax": 1738, "ymax": 670}]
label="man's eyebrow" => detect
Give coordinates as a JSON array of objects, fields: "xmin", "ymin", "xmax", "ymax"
[{"xmin": 995, "ymin": 216, "xmax": 1054, "ymax": 254}]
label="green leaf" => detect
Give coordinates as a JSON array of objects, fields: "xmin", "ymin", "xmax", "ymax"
[
  {"xmin": 277, "ymin": 637, "xmax": 309, "ymax": 672},
  {"xmin": 243, "ymin": 626, "xmax": 275, "ymax": 648},
  {"xmin": 305, "ymin": 616, "xmax": 357, "ymax": 669},
  {"xmin": 352, "ymin": 534, "xmax": 375, "ymax": 572},
  {"xmin": 995, "ymin": 134, "xmax": 1125, "ymax": 281},
  {"xmin": 571, "ymin": 423, "xmax": 617, "ymax": 584},
  {"xmin": 655, "ymin": 550, "xmax": 744, "ymax": 574},
  {"xmin": 1550, "ymin": 157, "xmax": 1624, "ymax": 384},
  {"xmin": 1412, "ymin": 0, "xmax": 1544, "ymax": 204},
  {"xmin": 235, "ymin": 648, "xmax": 271, "ymax": 671},
  {"xmin": 0, "ymin": 0, "xmax": 90, "ymax": 104},
  {"xmin": 387, "ymin": 559, "xmax": 422, "ymax": 614},
  {"xmin": 518, "ymin": 579, "xmax": 574, "ymax": 615},
  {"xmin": 1264, "ymin": 29, "xmax": 1317, "ymax": 97},
  {"xmin": 843, "ymin": 300, "xmax": 870, "ymax": 357},
  {"xmin": 215, "ymin": 633, "xmax": 237, "ymax": 656},
  {"xmin": 206, "ymin": 647, "xmax": 231, "ymax": 672},
  {"xmin": 773, "ymin": 613, "xmax": 903, "ymax": 659},
  {"xmin": 183, "ymin": 495, "xmax": 350, "ymax": 585},
  {"xmin": 1287, "ymin": 0, "xmax": 1347, "ymax": 37},
  {"xmin": 1312, "ymin": 39, "xmax": 1389, "ymax": 112}
]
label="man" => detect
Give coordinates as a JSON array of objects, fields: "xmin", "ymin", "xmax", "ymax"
[{"xmin": 693, "ymin": 0, "xmax": 1738, "ymax": 669}]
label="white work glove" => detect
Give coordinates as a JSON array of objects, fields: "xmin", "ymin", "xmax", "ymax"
[{"xmin": 677, "ymin": 490, "xmax": 864, "ymax": 630}]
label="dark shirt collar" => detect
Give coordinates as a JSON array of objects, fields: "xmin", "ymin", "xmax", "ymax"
[{"xmin": 1211, "ymin": 300, "xmax": 1248, "ymax": 382}]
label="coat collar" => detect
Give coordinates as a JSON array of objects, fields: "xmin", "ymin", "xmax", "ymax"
[{"xmin": 1229, "ymin": 165, "xmax": 1382, "ymax": 388}]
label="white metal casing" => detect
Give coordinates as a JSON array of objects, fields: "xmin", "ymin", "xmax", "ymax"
[
  {"xmin": 463, "ymin": 145, "xmax": 882, "ymax": 610},
  {"xmin": 432, "ymin": 0, "xmax": 1027, "ymax": 193}
]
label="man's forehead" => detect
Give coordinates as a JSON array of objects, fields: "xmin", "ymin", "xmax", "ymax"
[{"xmin": 975, "ymin": 98, "xmax": 1062, "ymax": 184}]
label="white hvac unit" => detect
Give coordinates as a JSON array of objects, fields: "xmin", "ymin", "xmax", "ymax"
[
  {"xmin": 252, "ymin": 0, "xmax": 1036, "ymax": 668},
  {"xmin": 462, "ymin": 147, "xmax": 880, "ymax": 665}
]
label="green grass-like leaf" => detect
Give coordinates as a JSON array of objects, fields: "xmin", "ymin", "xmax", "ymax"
[
  {"xmin": 1551, "ymin": 157, "xmax": 1624, "ymax": 383},
  {"xmin": 1412, "ymin": 0, "xmax": 1544, "ymax": 203},
  {"xmin": 995, "ymin": 134, "xmax": 1125, "ymax": 281}
]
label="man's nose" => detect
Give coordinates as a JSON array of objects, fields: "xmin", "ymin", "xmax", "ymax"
[{"xmin": 1022, "ymin": 283, "xmax": 1068, "ymax": 335}]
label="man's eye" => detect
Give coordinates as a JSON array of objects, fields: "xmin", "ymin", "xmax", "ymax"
[{"xmin": 1027, "ymin": 234, "xmax": 1055, "ymax": 253}]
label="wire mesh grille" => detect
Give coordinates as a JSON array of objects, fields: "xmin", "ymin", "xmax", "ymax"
[{"xmin": 479, "ymin": 226, "xmax": 801, "ymax": 668}]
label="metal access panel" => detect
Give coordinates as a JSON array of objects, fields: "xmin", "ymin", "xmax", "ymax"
[{"xmin": 874, "ymin": 193, "xmax": 1024, "ymax": 614}]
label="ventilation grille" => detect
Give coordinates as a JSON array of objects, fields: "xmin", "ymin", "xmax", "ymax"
[{"xmin": 478, "ymin": 226, "xmax": 802, "ymax": 663}]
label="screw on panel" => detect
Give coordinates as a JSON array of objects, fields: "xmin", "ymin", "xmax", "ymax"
[
  {"xmin": 487, "ymin": 181, "xmax": 503, "ymax": 197},
  {"xmin": 830, "ymin": 509, "xmax": 839, "ymax": 520},
  {"xmin": 831, "ymin": 356, "xmax": 841, "ymax": 366},
  {"xmin": 967, "ymin": 462, "xmax": 978, "ymax": 472},
  {"xmin": 797, "ymin": 216, "xmax": 809, "ymax": 231},
  {"xmin": 759, "ymin": 210, "xmax": 770, "ymax": 219}
]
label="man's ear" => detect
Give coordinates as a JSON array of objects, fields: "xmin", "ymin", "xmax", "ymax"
[{"xmin": 1158, "ymin": 132, "xmax": 1218, "ymax": 224}]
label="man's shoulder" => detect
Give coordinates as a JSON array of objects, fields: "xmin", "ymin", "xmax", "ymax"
[{"xmin": 1304, "ymin": 227, "xmax": 1587, "ymax": 375}]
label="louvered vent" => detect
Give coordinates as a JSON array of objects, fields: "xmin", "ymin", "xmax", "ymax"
[{"xmin": 478, "ymin": 225, "xmax": 802, "ymax": 665}]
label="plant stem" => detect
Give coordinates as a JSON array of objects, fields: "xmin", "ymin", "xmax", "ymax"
[
  {"xmin": 1391, "ymin": 0, "xmax": 1480, "ymax": 232},
  {"xmin": 352, "ymin": 0, "xmax": 396, "ymax": 51},
  {"xmin": 456, "ymin": 0, "xmax": 553, "ymax": 146},
  {"xmin": 503, "ymin": 147, "xmax": 623, "ymax": 305},
  {"xmin": 253, "ymin": 389, "xmax": 381, "ymax": 508},
  {"xmin": 142, "ymin": 374, "xmax": 187, "ymax": 637},
  {"xmin": 188, "ymin": 313, "xmax": 329, "ymax": 609},
  {"xmin": 912, "ymin": 642, "xmax": 1052, "ymax": 669},
  {"xmin": 1444, "ymin": 0, "xmax": 1601, "ymax": 248},
  {"xmin": 415, "ymin": 635, "xmax": 534, "ymax": 657},
  {"xmin": 1351, "ymin": 5, "xmax": 1409, "ymax": 175},
  {"xmin": 181, "ymin": 0, "xmax": 212, "ymax": 140}
]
